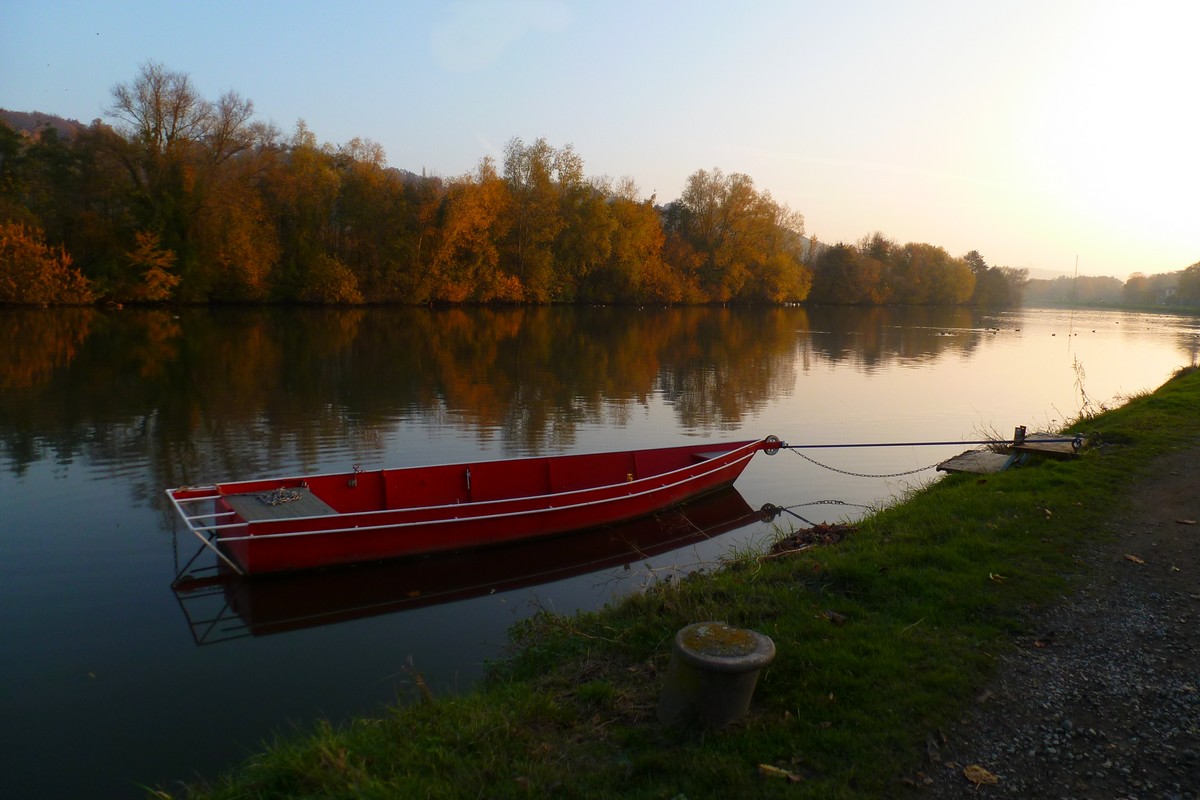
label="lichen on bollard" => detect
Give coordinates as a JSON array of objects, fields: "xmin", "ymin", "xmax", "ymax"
[{"xmin": 679, "ymin": 621, "xmax": 759, "ymax": 657}]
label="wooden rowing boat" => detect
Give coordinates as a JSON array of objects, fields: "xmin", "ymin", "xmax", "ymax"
[{"xmin": 167, "ymin": 436, "xmax": 780, "ymax": 575}]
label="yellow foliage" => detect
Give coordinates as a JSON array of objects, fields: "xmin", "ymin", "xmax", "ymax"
[{"xmin": 126, "ymin": 231, "xmax": 181, "ymax": 302}]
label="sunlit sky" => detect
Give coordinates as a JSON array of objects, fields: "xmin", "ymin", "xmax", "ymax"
[{"xmin": 3, "ymin": 0, "xmax": 1197, "ymax": 280}]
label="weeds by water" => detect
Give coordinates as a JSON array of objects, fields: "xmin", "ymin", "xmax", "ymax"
[{"xmin": 163, "ymin": 367, "xmax": 1200, "ymax": 799}]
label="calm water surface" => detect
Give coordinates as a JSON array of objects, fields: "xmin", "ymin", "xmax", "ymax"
[{"xmin": 1, "ymin": 305, "xmax": 1196, "ymax": 798}]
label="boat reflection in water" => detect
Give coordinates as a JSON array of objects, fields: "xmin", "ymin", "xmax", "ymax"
[{"xmin": 172, "ymin": 487, "xmax": 775, "ymax": 645}]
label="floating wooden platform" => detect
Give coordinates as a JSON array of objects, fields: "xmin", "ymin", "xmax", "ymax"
[
  {"xmin": 937, "ymin": 432, "xmax": 1086, "ymax": 475},
  {"xmin": 1012, "ymin": 433, "xmax": 1086, "ymax": 459},
  {"xmin": 936, "ymin": 450, "xmax": 1018, "ymax": 475}
]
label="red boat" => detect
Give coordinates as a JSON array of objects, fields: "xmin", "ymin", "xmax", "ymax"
[{"xmin": 167, "ymin": 436, "xmax": 781, "ymax": 575}]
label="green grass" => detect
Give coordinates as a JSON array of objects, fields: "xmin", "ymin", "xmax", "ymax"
[{"xmin": 162, "ymin": 365, "xmax": 1200, "ymax": 799}]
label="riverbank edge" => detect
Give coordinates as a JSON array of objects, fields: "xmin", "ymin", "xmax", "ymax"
[{"xmin": 164, "ymin": 366, "xmax": 1200, "ymax": 800}]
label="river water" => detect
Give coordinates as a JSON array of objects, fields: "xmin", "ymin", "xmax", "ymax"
[{"xmin": 1, "ymin": 304, "xmax": 1196, "ymax": 798}]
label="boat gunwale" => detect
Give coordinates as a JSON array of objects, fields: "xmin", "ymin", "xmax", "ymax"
[{"xmin": 169, "ymin": 439, "xmax": 759, "ymax": 499}]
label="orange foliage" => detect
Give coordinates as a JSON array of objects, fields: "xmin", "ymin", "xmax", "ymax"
[
  {"xmin": 126, "ymin": 231, "xmax": 181, "ymax": 302},
  {"xmin": 0, "ymin": 222, "xmax": 94, "ymax": 305}
]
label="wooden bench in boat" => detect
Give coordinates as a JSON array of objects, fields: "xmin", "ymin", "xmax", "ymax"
[{"xmin": 223, "ymin": 488, "xmax": 338, "ymax": 522}]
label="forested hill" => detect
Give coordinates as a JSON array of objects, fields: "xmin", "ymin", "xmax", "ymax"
[
  {"xmin": 0, "ymin": 109, "xmax": 86, "ymax": 140},
  {"xmin": 1, "ymin": 63, "xmax": 1027, "ymax": 307}
]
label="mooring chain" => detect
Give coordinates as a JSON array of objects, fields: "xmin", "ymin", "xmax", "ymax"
[
  {"xmin": 786, "ymin": 499, "xmax": 875, "ymax": 511},
  {"xmin": 259, "ymin": 487, "xmax": 302, "ymax": 506},
  {"xmin": 761, "ymin": 499, "xmax": 875, "ymax": 528},
  {"xmin": 789, "ymin": 448, "xmax": 940, "ymax": 479}
]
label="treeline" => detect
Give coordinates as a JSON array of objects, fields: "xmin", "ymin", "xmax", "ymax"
[
  {"xmin": 1, "ymin": 62, "xmax": 1028, "ymax": 308},
  {"xmin": 1023, "ymin": 264, "xmax": 1200, "ymax": 308},
  {"xmin": 0, "ymin": 63, "xmax": 815, "ymax": 306},
  {"xmin": 807, "ymin": 235, "xmax": 1027, "ymax": 307},
  {"xmin": 1024, "ymin": 275, "xmax": 1124, "ymax": 306}
]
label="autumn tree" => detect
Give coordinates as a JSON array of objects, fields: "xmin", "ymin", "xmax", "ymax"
[
  {"xmin": 262, "ymin": 121, "xmax": 343, "ymax": 301},
  {"xmin": 963, "ymin": 249, "xmax": 988, "ymax": 276},
  {"xmin": 740, "ymin": 201, "xmax": 812, "ymax": 302},
  {"xmin": 554, "ymin": 175, "xmax": 615, "ymax": 301},
  {"xmin": 896, "ymin": 243, "xmax": 974, "ymax": 304},
  {"xmin": 331, "ymin": 137, "xmax": 412, "ymax": 299},
  {"xmin": 965, "ymin": 250, "xmax": 1027, "ymax": 307},
  {"xmin": 1122, "ymin": 272, "xmax": 1176, "ymax": 306},
  {"xmin": 809, "ymin": 243, "xmax": 885, "ymax": 304},
  {"xmin": 297, "ymin": 253, "xmax": 363, "ymax": 304},
  {"xmin": 1122, "ymin": 273, "xmax": 1152, "ymax": 305},
  {"xmin": 428, "ymin": 157, "xmax": 513, "ymax": 302},
  {"xmin": 576, "ymin": 178, "xmax": 671, "ymax": 303},
  {"xmin": 106, "ymin": 61, "xmax": 210, "ymax": 278},
  {"xmin": 124, "ymin": 230, "xmax": 180, "ymax": 301},
  {"xmin": 106, "ymin": 61, "xmax": 271, "ymax": 299},
  {"xmin": 668, "ymin": 169, "xmax": 810, "ymax": 302},
  {"xmin": 1177, "ymin": 262, "xmax": 1200, "ymax": 306},
  {"xmin": 0, "ymin": 222, "xmax": 94, "ymax": 304},
  {"xmin": 502, "ymin": 137, "xmax": 568, "ymax": 301}
]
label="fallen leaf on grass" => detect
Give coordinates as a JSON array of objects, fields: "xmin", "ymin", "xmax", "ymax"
[
  {"xmin": 757, "ymin": 764, "xmax": 803, "ymax": 783},
  {"xmin": 1124, "ymin": 554, "xmax": 1146, "ymax": 564},
  {"xmin": 989, "ymin": 572, "xmax": 1007, "ymax": 583},
  {"xmin": 963, "ymin": 764, "xmax": 999, "ymax": 786}
]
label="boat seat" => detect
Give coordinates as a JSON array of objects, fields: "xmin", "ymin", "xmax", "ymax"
[{"xmin": 223, "ymin": 488, "xmax": 337, "ymax": 522}]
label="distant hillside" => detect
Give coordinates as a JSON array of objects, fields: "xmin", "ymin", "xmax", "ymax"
[
  {"xmin": 0, "ymin": 109, "xmax": 87, "ymax": 139},
  {"xmin": 1025, "ymin": 267, "xmax": 1072, "ymax": 281}
]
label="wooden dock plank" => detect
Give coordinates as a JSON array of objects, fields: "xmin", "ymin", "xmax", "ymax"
[
  {"xmin": 937, "ymin": 450, "xmax": 1017, "ymax": 475},
  {"xmin": 1012, "ymin": 433, "xmax": 1085, "ymax": 459}
]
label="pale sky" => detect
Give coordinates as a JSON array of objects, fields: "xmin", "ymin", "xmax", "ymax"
[{"xmin": 3, "ymin": 0, "xmax": 1197, "ymax": 280}]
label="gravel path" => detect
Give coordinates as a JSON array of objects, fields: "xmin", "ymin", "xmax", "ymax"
[{"xmin": 930, "ymin": 444, "xmax": 1200, "ymax": 800}]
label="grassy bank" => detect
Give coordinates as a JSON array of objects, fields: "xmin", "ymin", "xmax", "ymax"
[{"xmin": 164, "ymin": 366, "xmax": 1200, "ymax": 799}]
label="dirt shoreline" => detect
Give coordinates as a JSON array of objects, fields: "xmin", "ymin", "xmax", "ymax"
[{"xmin": 930, "ymin": 442, "xmax": 1200, "ymax": 799}]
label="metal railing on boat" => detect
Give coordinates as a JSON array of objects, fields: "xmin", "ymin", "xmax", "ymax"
[{"xmin": 166, "ymin": 489, "xmax": 247, "ymax": 577}]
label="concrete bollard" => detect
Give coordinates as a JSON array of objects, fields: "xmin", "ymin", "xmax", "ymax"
[{"xmin": 657, "ymin": 621, "xmax": 776, "ymax": 728}]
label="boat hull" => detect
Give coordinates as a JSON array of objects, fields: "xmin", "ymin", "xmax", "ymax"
[{"xmin": 168, "ymin": 438, "xmax": 771, "ymax": 575}]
